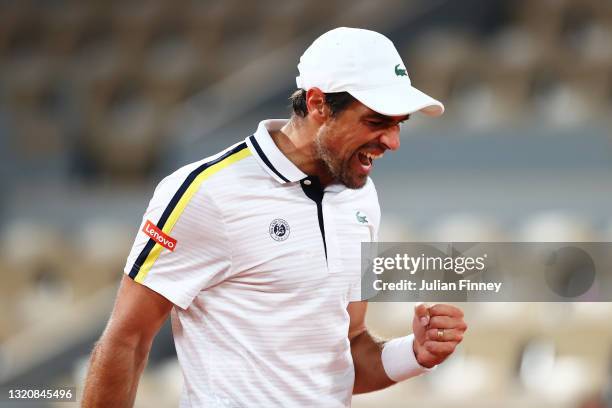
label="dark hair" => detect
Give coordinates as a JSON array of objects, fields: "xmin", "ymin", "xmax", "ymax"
[{"xmin": 289, "ymin": 89, "xmax": 356, "ymax": 118}]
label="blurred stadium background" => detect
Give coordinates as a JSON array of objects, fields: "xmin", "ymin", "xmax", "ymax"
[{"xmin": 1, "ymin": 0, "xmax": 612, "ymax": 407}]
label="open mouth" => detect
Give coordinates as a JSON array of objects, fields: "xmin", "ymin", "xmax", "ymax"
[
  {"xmin": 354, "ymin": 150, "xmax": 384, "ymax": 175},
  {"xmin": 357, "ymin": 151, "xmax": 383, "ymax": 166},
  {"xmin": 358, "ymin": 152, "xmax": 372, "ymax": 166}
]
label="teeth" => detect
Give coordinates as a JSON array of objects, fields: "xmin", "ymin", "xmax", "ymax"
[{"xmin": 364, "ymin": 152, "xmax": 383, "ymax": 160}]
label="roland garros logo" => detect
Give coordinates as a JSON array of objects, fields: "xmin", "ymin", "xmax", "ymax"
[{"xmin": 143, "ymin": 220, "xmax": 177, "ymax": 251}]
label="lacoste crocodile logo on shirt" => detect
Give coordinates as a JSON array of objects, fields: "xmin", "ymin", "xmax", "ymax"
[
  {"xmin": 394, "ymin": 64, "xmax": 407, "ymax": 77},
  {"xmin": 356, "ymin": 211, "xmax": 368, "ymax": 224}
]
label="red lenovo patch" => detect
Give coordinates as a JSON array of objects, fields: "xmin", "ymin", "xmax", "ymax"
[{"xmin": 143, "ymin": 220, "xmax": 177, "ymax": 251}]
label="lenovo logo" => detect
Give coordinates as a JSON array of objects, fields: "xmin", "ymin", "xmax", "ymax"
[{"xmin": 143, "ymin": 220, "xmax": 177, "ymax": 251}]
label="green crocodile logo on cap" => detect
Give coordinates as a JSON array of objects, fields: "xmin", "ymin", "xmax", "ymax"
[{"xmin": 394, "ymin": 64, "xmax": 407, "ymax": 77}]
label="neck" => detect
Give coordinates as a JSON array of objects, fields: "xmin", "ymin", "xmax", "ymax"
[{"xmin": 270, "ymin": 117, "xmax": 333, "ymax": 186}]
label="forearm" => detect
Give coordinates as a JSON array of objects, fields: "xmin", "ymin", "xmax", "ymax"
[
  {"xmin": 82, "ymin": 334, "xmax": 151, "ymax": 408},
  {"xmin": 350, "ymin": 330, "xmax": 394, "ymax": 394}
]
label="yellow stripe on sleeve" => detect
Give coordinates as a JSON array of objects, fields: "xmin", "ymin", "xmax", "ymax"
[{"xmin": 134, "ymin": 148, "xmax": 252, "ymax": 283}]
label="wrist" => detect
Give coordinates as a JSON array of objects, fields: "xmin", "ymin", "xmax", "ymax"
[
  {"xmin": 381, "ymin": 334, "xmax": 432, "ymax": 382},
  {"xmin": 413, "ymin": 338, "xmax": 436, "ymax": 369}
]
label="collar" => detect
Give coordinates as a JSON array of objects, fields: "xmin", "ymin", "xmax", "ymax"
[{"xmin": 246, "ymin": 119, "xmax": 307, "ymax": 184}]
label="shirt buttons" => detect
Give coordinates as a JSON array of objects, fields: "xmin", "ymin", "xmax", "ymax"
[{"xmin": 303, "ymin": 179, "xmax": 312, "ymax": 185}]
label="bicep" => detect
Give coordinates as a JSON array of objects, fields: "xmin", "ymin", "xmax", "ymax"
[
  {"xmin": 103, "ymin": 275, "xmax": 173, "ymax": 348},
  {"xmin": 347, "ymin": 301, "xmax": 368, "ymax": 341}
]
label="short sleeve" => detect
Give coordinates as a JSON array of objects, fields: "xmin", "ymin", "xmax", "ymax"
[{"xmin": 124, "ymin": 167, "xmax": 232, "ymax": 309}]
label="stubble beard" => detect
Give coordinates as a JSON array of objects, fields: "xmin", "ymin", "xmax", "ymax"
[{"xmin": 314, "ymin": 126, "xmax": 367, "ymax": 189}]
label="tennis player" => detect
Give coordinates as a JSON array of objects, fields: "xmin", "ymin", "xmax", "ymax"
[{"xmin": 82, "ymin": 27, "xmax": 467, "ymax": 407}]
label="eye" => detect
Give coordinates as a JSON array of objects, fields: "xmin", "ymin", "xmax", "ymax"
[{"xmin": 365, "ymin": 120, "xmax": 385, "ymax": 127}]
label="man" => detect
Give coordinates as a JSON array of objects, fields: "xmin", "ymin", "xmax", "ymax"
[{"xmin": 83, "ymin": 27, "xmax": 467, "ymax": 407}]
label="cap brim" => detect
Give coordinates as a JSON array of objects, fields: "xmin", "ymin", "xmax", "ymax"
[{"xmin": 349, "ymin": 83, "xmax": 444, "ymax": 117}]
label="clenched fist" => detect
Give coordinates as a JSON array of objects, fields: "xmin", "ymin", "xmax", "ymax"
[{"xmin": 412, "ymin": 303, "xmax": 467, "ymax": 368}]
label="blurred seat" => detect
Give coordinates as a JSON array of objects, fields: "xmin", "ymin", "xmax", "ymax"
[
  {"xmin": 561, "ymin": 0, "xmax": 612, "ymax": 35},
  {"xmin": 514, "ymin": 0, "xmax": 568, "ymax": 44},
  {"xmin": 83, "ymin": 77, "xmax": 162, "ymax": 179},
  {"xmin": 69, "ymin": 15, "xmax": 124, "ymax": 87},
  {"xmin": 9, "ymin": 110, "xmax": 65, "ymax": 165},
  {"xmin": 300, "ymin": 1, "xmax": 352, "ymax": 30},
  {"xmin": 185, "ymin": 0, "xmax": 261, "ymax": 82},
  {"xmin": 529, "ymin": 70, "xmax": 601, "ymax": 125},
  {"xmin": 0, "ymin": 258, "xmax": 17, "ymax": 341},
  {"xmin": 518, "ymin": 337, "xmax": 594, "ymax": 402},
  {"xmin": 556, "ymin": 21, "xmax": 612, "ymax": 112},
  {"xmin": 378, "ymin": 216, "xmax": 420, "ymax": 241},
  {"xmin": 0, "ymin": 4, "xmax": 41, "ymax": 58},
  {"xmin": 258, "ymin": 0, "xmax": 303, "ymax": 48},
  {"xmin": 3, "ymin": 53, "xmax": 56, "ymax": 111},
  {"xmin": 2, "ymin": 55, "xmax": 72, "ymax": 170},
  {"xmin": 427, "ymin": 214, "xmax": 508, "ymax": 242},
  {"xmin": 142, "ymin": 26, "xmax": 200, "ymax": 107},
  {"xmin": 0, "ymin": 221, "xmax": 75, "ymax": 330},
  {"xmin": 519, "ymin": 212, "xmax": 597, "ymax": 241},
  {"xmin": 39, "ymin": 0, "xmax": 93, "ymax": 57},
  {"xmin": 184, "ymin": 0, "xmax": 230, "ymax": 59},
  {"xmin": 427, "ymin": 351, "xmax": 494, "ymax": 398},
  {"xmin": 406, "ymin": 29, "xmax": 481, "ymax": 106},
  {"xmin": 446, "ymin": 73, "xmax": 509, "ymax": 129},
  {"xmin": 480, "ymin": 26, "xmax": 541, "ymax": 119},
  {"xmin": 134, "ymin": 359, "xmax": 182, "ymax": 408},
  {"xmin": 110, "ymin": 0, "xmax": 165, "ymax": 54},
  {"xmin": 560, "ymin": 13, "xmax": 612, "ymax": 64},
  {"xmin": 571, "ymin": 303, "xmax": 612, "ymax": 325},
  {"xmin": 0, "ymin": 2, "xmax": 28, "ymax": 49},
  {"xmin": 1, "ymin": 222, "xmax": 65, "ymax": 297},
  {"xmin": 69, "ymin": 219, "xmax": 133, "ymax": 297}
]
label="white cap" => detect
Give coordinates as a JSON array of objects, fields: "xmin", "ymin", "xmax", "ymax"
[{"xmin": 296, "ymin": 27, "xmax": 444, "ymax": 117}]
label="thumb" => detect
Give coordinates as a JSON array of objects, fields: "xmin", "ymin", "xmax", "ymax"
[{"xmin": 414, "ymin": 302, "xmax": 430, "ymax": 327}]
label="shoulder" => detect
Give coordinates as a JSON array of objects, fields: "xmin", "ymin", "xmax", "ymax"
[
  {"xmin": 153, "ymin": 141, "xmax": 253, "ymax": 198},
  {"xmin": 364, "ymin": 177, "xmax": 379, "ymax": 199},
  {"xmin": 364, "ymin": 177, "xmax": 381, "ymax": 215}
]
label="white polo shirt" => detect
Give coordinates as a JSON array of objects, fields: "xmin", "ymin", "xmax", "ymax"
[{"xmin": 124, "ymin": 119, "xmax": 383, "ymax": 407}]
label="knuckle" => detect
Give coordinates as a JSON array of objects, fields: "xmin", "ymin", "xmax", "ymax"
[{"xmin": 434, "ymin": 305, "xmax": 448, "ymax": 316}]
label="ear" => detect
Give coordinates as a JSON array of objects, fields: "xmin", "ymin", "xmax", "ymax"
[{"xmin": 305, "ymin": 88, "xmax": 330, "ymax": 124}]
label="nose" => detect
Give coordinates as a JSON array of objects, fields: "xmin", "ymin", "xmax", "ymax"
[{"xmin": 378, "ymin": 126, "xmax": 400, "ymax": 151}]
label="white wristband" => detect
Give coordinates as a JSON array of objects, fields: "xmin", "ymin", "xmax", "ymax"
[{"xmin": 381, "ymin": 334, "xmax": 431, "ymax": 382}]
